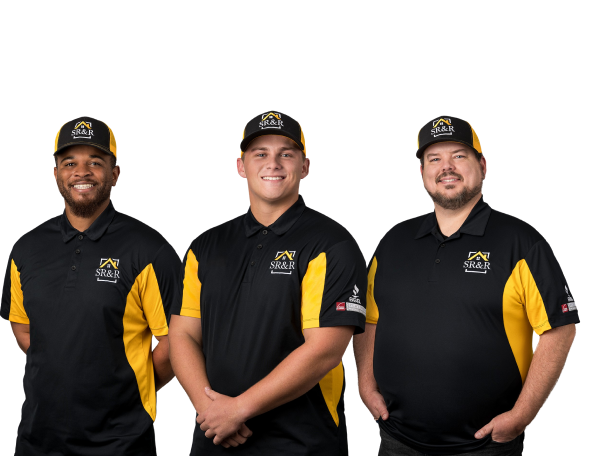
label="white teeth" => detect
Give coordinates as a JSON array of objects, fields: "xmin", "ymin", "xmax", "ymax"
[
  {"xmin": 73, "ymin": 184, "xmax": 94, "ymax": 189},
  {"xmin": 262, "ymin": 177, "xmax": 283, "ymax": 180}
]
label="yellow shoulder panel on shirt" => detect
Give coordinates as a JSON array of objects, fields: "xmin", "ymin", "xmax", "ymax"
[
  {"xmin": 319, "ymin": 361, "xmax": 344, "ymax": 426},
  {"xmin": 9, "ymin": 259, "xmax": 29, "ymax": 324},
  {"xmin": 366, "ymin": 256, "xmax": 379, "ymax": 324},
  {"xmin": 123, "ymin": 263, "xmax": 160, "ymax": 421},
  {"xmin": 520, "ymin": 259, "xmax": 552, "ymax": 335},
  {"xmin": 181, "ymin": 249, "xmax": 202, "ymax": 319},
  {"xmin": 301, "ymin": 252, "xmax": 326, "ymax": 329}
]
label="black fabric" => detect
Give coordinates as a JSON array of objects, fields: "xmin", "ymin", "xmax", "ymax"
[
  {"xmin": 176, "ymin": 196, "xmax": 366, "ymax": 455},
  {"xmin": 240, "ymin": 110, "xmax": 304, "ymax": 152},
  {"xmin": 55, "ymin": 116, "xmax": 114, "ymax": 157},
  {"xmin": 416, "ymin": 116, "xmax": 477, "ymax": 158},
  {"xmin": 1, "ymin": 201, "xmax": 181, "ymax": 456},
  {"xmin": 370, "ymin": 198, "xmax": 579, "ymax": 455}
]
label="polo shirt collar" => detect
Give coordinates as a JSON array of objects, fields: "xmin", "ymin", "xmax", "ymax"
[
  {"xmin": 414, "ymin": 196, "xmax": 491, "ymax": 240},
  {"xmin": 244, "ymin": 195, "xmax": 307, "ymax": 237},
  {"xmin": 59, "ymin": 200, "xmax": 117, "ymax": 243}
]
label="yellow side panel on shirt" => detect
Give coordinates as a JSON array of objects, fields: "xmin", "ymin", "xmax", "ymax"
[
  {"xmin": 503, "ymin": 258, "xmax": 551, "ymax": 384},
  {"xmin": 9, "ymin": 259, "xmax": 29, "ymax": 324},
  {"xmin": 301, "ymin": 252, "xmax": 326, "ymax": 329},
  {"xmin": 181, "ymin": 249, "xmax": 202, "ymax": 318},
  {"xmin": 366, "ymin": 256, "xmax": 379, "ymax": 324},
  {"xmin": 123, "ymin": 263, "xmax": 168, "ymax": 421},
  {"xmin": 319, "ymin": 361, "xmax": 344, "ymax": 426}
]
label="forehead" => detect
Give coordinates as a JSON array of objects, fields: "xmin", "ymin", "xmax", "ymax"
[
  {"xmin": 424, "ymin": 141, "xmax": 476, "ymax": 157},
  {"xmin": 247, "ymin": 134, "xmax": 299, "ymax": 150}
]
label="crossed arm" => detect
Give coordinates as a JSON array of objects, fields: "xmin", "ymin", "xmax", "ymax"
[
  {"xmin": 353, "ymin": 322, "xmax": 576, "ymax": 443},
  {"xmin": 169, "ymin": 314, "xmax": 354, "ymax": 447}
]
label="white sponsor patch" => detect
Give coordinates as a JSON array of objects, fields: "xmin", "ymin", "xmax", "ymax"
[
  {"xmin": 347, "ymin": 303, "xmax": 366, "ymax": 316},
  {"xmin": 568, "ymin": 302, "xmax": 577, "ymax": 311}
]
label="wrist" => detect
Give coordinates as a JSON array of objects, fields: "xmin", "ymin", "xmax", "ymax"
[
  {"xmin": 509, "ymin": 405, "xmax": 533, "ymax": 429},
  {"xmin": 235, "ymin": 393, "xmax": 255, "ymax": 422}
]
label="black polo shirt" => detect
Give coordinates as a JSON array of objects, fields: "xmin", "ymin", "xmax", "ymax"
[
  {"xmin": 174, "ymin": 196, "xmax": 366, "ymax": 456},
  {"xmin": 1, "ymin": 201, "xmax": 181, "ymax": 456},
  {"xmin": 366, "ymin": 197, "xmax": 580, "ymax": 455}
]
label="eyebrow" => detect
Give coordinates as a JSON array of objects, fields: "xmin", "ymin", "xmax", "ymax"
[{"xmin": 60, "ymin": 154, "xmax": 106, "ymax": 163}]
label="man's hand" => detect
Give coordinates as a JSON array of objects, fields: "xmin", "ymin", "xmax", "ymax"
[
  {"xmin": 360, "ymin": 388, "xmax": 389, "ymax": 421},
  {"xmin": 475, "ymin": 410, "xmax": 526, "ymax": 443},
  {"xmin": 198, "ymin": 387, "xmax": 253, "ymax": 448}
]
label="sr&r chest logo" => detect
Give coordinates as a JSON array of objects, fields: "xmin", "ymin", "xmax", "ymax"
[
  {"xmin": 96, "ymin": 257, "xmax": 120, "ymax": 283},
  {"xmin": 464, "ymin": 251, "xmax": 491, "ymax": 274},
  {"xmin": 270, "ymin": 250, "xmax": 296, "ymax": 275}
]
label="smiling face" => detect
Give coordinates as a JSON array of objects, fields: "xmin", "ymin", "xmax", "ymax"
[
  {"xmin": 421, "ymin": 141, "xmax": 486, "ymax": 210},
  {"xmin": 54, "ymin": 145, "xmax": 119, "ymax": 218},
  {"xmin": 237, "ymin": 135, "xmax": 309, "ymax": 208}
]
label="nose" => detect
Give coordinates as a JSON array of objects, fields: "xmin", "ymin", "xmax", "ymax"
[
  {"xmin": 441, "ymin": 157, "xmax": 455, "ymax": 173},
  {"xmin": 73, "ymin": 162, "xmax": 92, "ymax": 178},
  {"xmin": 266, "ymin": 153, "xmax": 282, "ymax": 169}
]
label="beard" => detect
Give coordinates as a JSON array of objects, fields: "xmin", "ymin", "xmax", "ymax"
[
  {"xmin": 57, "ymin": 176, "xmax": 113, "ymax": 218},
  {"xmin": 427, "ymin": 171, "xmax": 483, "ymax": 210}
]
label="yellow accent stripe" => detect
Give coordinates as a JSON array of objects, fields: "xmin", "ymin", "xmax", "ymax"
[
  {"xmin": 366, "ymin": 257, "xmax": 379, "ymax": 324},
  {"xmin": 467, "ymin": 121, "xmax": 482, "ymax": 154},
  {"xmin": 319, "ymin": 361, "xmax": 344, "ymax": 426},
  {"xmin": 124, "ymin": 263, "xmax": 165, "ymax": 421},
  {"xmin": 181, "ymin": 250, "xmax": 202, "ymax": 319},
  {"xmin": 99, "ymin": 258, "xmax": 118, "ymax": 269},
  {"xmin": 9, "ymin": 260, "xmax": 29, "ymax": 324},
  {"xmin": 108, "ymin": 126, "xmax": 117, "ymax": 157},
  {"xmin": 503, "ymin": 259, "xmax": 552, "ymax": 383},
  {"xmin": 54, "ymin": 130, "xmax": 61, "ymax": 153},
  {"xmin": 301, "ymin": 252, "xmax": 326, "ymax": 329},
  {"xmin": 300, "ymin": 127, "xmax": 307, "ymax": 156}
]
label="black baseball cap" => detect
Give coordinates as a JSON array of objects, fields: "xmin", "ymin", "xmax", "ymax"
[
  {"xmin": 240, "ymin": 111, "xmax": 306, "ymax": 155},
  {"xmin": 416, "ymin": 116, "xmax": 481, "ymax": 158},
  {"xmin": 54, "ymin": 116, "xmax": 117, "ymax": 158}
]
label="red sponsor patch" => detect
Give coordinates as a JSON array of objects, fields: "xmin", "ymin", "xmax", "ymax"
[
  {"xmin": 561, "ymin": 304, "xmax": 569, "ymax": 313},
  {"xmin": 336, "ymin": 302, "xmax": 346, "ymax": 311}
]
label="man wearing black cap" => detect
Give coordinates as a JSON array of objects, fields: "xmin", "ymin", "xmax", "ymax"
[
  {"xmin": 354, "ymin": 116, "xmax": 579, "ymax": 455},
  {"xmin": 1, "ymin": 117, "xmax": 180, "ymax": 455},
  {"xmin": 169, "ymin": 111, "xmax": 367, "ymax": 455}
]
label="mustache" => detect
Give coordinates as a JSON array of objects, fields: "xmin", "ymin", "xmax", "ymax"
[{"xmin": 436, "ymin": 171, "xmax": 463, "ymax": 184}]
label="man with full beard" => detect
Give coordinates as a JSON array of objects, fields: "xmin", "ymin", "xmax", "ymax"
[
  {"xmin": 353, "ymin": 116, "xmax": 579, "ymax": 456},
  {"xmin": 1, "ymin": 117, "xmax": 180, "ymax": 456}
]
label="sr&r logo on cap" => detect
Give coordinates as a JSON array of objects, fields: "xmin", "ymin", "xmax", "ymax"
[
  {"xmin": 240, "ymin": 111, "xmax": 306, "ymax": 156},
  {"xmin": 416, "ymin": 116, "xmax": 482, "ymax": 158},
  {"xmin": 54, "ymin": 116, "xmax": 117, "ymax": 158}
]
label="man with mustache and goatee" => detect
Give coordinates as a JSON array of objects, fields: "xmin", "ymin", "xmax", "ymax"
[{"xmin": 1, "ymin": 117, "xmax": 180, "ymax": 456}]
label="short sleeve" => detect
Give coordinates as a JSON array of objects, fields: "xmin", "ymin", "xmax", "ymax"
[
  {"xmin": 141, "ymin": 243, "xmax": 182, "ymax": 336},
  {"xmin": 173, "ymin": 248, "xmax": 201, "ymax": 319},
  {"xmin": 1, "ymin": 252, "xmax": 29, "ymax": 324},
  {"xmin": 301, "ymin": 239, "xmax": 367, "ymax": 334},
  {"xmin": 521, "ymin": 240, "xmax": 580, "ymax": 335}
]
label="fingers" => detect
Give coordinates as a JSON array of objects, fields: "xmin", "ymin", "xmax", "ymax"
[
  {"xmin": 238, "ymin": 423, "xmax": 253, "ymax": 438},
  {"xmin": 366, "ymin": 392, "xmax": 389, "ymax": 421},
  {"xmin": 475, "ymin": 421, "xmax": 493, "ymax": 439},
  {"xmin": 204, "ymin": 387, "xmax": 218, "ymax": 400},
  {"xmin": 231, "ymin": 432, "xmax": 248, "ymax": 445},
  {"xmin": 222, "ymin": 436, "xmax": 241, "ymax": 447}
]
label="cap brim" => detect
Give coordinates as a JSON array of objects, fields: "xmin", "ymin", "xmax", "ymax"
[
  {"xmin": 416, "ymin": 138, "xmax": 480, "ymax": 159},
  {"xmin": 240, "ymin": 130, "xmax": 303, "ymax": 153},
  {"xmin": 54, "ymin": 142, "xmax": 115, "ymax": 158}
]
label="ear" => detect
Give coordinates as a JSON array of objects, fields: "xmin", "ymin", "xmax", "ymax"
[
  {"xmin": 420, "ymin": 164, "xmax": 424, "ymax": 177},
  {"xmin": 237, "ymin": 156, "xmax": 247, "ymax": 178},
  {"xmin": 112, "ymin": 166, "xmax": 120, "ymax": 186},
  {"xmin": 54, "ymin": 166, "xmax": 58, "ymax": 180},
  {"xmin": 480, "ymin": 156, "xmax": 487, "ymax": 179},
  {"xmin": 300, "ymin": 157, "xmax": 310, "ymax": 179}
]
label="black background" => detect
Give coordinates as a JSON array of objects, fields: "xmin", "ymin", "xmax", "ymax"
[{"xmin": 0, "ymin": 108, "xmax": 585, "ymax": 455}]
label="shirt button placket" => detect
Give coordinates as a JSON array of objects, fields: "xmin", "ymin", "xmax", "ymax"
[
  {"xmin": 246, "ymin": 230, "xmax": 269, "ymax": 282},
  {"xmin": 68, "ymin": 234, "xmax": 85, "ymax": 288}
]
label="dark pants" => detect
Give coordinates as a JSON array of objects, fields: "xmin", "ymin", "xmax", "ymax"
[{"xmin": 379, "ymin": 428, "xmax": 523, "ymax": 456}]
